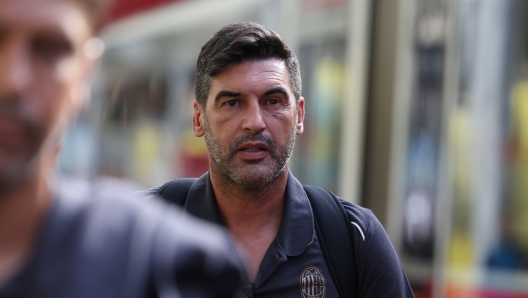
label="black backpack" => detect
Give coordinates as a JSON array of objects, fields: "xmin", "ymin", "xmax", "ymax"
[{"xmin": 155, "ymin": 178, "xmax": 359, "ymax": 298}]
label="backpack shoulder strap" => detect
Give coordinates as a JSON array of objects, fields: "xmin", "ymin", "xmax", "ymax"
[
  {"xmin": 303, "ymin": 185, "xmax": 359, "ymax": 298},
  {"xmin": 155, "ymin": 178, "xmax": 197, "ymax": 207}
]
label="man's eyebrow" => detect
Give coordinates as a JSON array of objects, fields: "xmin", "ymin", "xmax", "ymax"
[
  {"xmin": 214, "ymin": 90, "xmax": 241, "ymax": 103},
  {"xmin": 264, "ymin": 87, "xmax": 289, "ymax": 99}
]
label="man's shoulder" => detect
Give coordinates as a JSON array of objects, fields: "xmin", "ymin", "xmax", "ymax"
[
  {"xmin": 39, "ymin": 185, "xmax": 244, "ymax": 297},
  {"xmin": 49, "ymin": 187, "xmax": 183, "ymax": 257},
  {"xmin": 52, "ymin": 186, "xmax": 231, "ymax": 253},
  {"xmin": 55, "ymin": 183, "xmax": 172, "ymax": 220},
  {"xmin": 331, "ymin": 199, "xmax": 414, "ymax": 297},
  {"xmin": 336, "ymin": 198, "xmax": 374, "ymax": 235},
  {"xmin": 300, "ymin": 184, "xmax": 374, "ymax": 238},
  {"xmin": 20, "ymin": 191, "xmax": 170, "ymax": 296}
]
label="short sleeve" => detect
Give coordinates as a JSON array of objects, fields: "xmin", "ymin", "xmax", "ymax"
[{"xmin": 340, "ymin": 200, "xmax": 415, "ymax": 298}]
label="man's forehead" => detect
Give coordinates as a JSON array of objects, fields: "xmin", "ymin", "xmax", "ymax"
[
  {"xmin": 210, "ymin": 60, "xmax": 290, "ymax": 92},
  {"xmin": 0, "ymin": 0, "xmax": 92, "ymax": 42}
]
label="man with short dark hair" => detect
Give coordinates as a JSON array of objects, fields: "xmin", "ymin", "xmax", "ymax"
[
  {"xmin": 151, "ymin": 22, "xmax": 414, "ymax": 297},
  {"xmin": 0, "ymin": 0, "xmax": 244, "ymax": 297}
]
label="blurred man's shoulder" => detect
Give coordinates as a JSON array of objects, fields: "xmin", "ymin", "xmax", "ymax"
[
  {"xmin": 52, "ymin": 178, "xmax": 230, "ymax": 252},
  {"xmin": 36, "ymin": 179, "xmax": 245, "ymax": 297}
]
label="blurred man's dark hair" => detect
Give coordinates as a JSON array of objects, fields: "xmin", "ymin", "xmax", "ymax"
[
  {"xmin": 194, "ymin": 22, "xmax": 302, "ymax": 109},
  {"xmin": 77, "ymin": 0, "xmax": 113, "ymax": 30}
]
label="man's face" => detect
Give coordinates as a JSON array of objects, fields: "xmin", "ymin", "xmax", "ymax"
[
  {"xmin": 0, "ymin": 0, "xmax": 93, "ymax": 189},
  {"xmin": 193, "ymin": 59, "xmax": 305, "ymax": 191}
]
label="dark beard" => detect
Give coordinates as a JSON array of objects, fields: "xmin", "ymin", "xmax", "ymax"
[{"xmin": 204, "ymin": 120, "xmax": 296, "ymax": 192}]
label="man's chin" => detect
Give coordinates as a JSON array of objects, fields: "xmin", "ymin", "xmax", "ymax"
[
  {"xmin": 233, "ymin": 176, "xmax": 272, "ymax": 192},
  {"xmin": 228, "ymin": 165, "xmax": 286, "ymax": 191},
  {"xmin": 0, "ymin": 167, "xmax": 29, "ymax": 197},
  {"xmin": 0, "ymin": 151, "xmax": 41, "ymax": 195}
]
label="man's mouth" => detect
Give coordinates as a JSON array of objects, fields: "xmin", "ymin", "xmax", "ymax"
[
  {"xmin": 237, "ymin": 142, "xmax": 269, "ymax": 160},
  {"xmin": 238, "ymin": 142, "xmax": 269, "ymax": 151},
  {"xmin": 240, "ymin": 147, "xmax": 265, "ymax": 152}
]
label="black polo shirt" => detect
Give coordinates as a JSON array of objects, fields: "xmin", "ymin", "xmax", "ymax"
[{"xmin": 176, "ymin": 171, "xmax": 414, "ymax": 298}]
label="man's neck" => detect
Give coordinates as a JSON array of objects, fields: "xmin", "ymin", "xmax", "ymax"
[
  {"xmin": 0, "ymin": 164, "xmax": 53, "ymax": 287},
  {"xmin": 209, "ymin": 166, "xmax": 288, "ymax": 282},
  {"xmin": 209, "ymin": 168, "xmax": 288, "ymax": 232}
]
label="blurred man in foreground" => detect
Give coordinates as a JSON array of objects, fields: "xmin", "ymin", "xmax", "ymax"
[
  {"xmin": 0, "ymin": 0, "xmax": 244, "ymax": 297},
  {"xmin": 149, "ymin": 22, "xmax": 414, "ymax": 297}
]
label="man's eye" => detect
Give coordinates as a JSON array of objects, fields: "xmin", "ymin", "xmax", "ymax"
[
  {"xmin": 226, "ymin": 100, "xmax": 237, "ymax": 107},
  {"xmin": 32, "ymin": 36, "xmax": 72, "ymax": 63},
  {"xmin": 268, "ymin": 99, "xmax": 280, "ymax": 105}
]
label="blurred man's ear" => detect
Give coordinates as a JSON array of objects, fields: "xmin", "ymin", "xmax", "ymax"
[
  {"xmin": 84, "ymin": 37, "xmax": 105, "ymax": 61},
  {"xmin": 193, "ymin": 100, "xmax": 205, "ymax": 137},
  {"xmin": 72, "ymin": 37, "xmax": 104, "ymax": 114},
  {"xmin": 83, "ymin": 37, "xmax": 104, "ymax": 77}
]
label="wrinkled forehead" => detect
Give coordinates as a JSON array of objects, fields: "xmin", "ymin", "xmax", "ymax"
[{"xmin": 0, "ymin": 0, "xmax": 93, "ymax": 44}]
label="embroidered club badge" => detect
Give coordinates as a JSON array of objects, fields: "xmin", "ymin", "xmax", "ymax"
[{"xmin": 300, "ymin": 265, "xmax": 326, "ymax": 298}]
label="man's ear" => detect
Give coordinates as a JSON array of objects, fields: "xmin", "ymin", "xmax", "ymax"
[
  {"xmin": 83, "ymin": 37, "xmax": 104, "ymax": 70},
  {"xmin": 296, "ymin": 97, "xmax": 305, "ymax": 135},
  {"xmin": 71, "ymin": 38, "xmax": 103, "ymax": 115},
  {"xmin": 193, "ymin": 100, "xmax": 205, "ymax": 137}
]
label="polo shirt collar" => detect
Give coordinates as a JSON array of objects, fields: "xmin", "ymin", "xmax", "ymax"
[
  {"xmin": 276, "ymin": 171, "xmax": 314, "ymax": 256},
  {"xmin": 183, "ymin": 171, "xmax": 315, "ymax": 256},
  {"xmin": 184, "ymin": 172, "xmax": 224, "ymax": 225}
]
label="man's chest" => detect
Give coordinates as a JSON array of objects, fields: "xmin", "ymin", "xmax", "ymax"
[{"xmin": 249, "ymin": 236, "xmax": 339, "ymax": 298}]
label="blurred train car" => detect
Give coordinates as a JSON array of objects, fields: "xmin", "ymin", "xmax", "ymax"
[{"xmin": 58, "ymin": 0, "xmax": 528, "ymax": 297}]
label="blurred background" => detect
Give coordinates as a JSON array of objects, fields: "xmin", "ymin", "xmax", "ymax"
[{"xmin": 57, "ymin": 0, "xmax": 528, "ymax": 297}]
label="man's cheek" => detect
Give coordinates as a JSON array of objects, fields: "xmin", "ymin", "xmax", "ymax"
[{"xmin": 56, "ymin": 57, "xmax": 81, "ymax": 84}]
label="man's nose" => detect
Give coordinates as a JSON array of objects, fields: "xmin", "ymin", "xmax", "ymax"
[
  {"xmin": 242, "ymin": 101, "xmax": 266, "ymax": 134},
  {"xmin": 0, "ymin": 41, "xmax": 31, "ymax": 101}
]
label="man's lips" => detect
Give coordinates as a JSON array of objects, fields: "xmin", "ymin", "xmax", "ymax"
[
  {"xmin": 237, "ymin": 142, "xmax": 269, "ymax": 160},
  {"xmin": 239, "ymin": 142, "xmax": 269, "ymax": 151}
]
